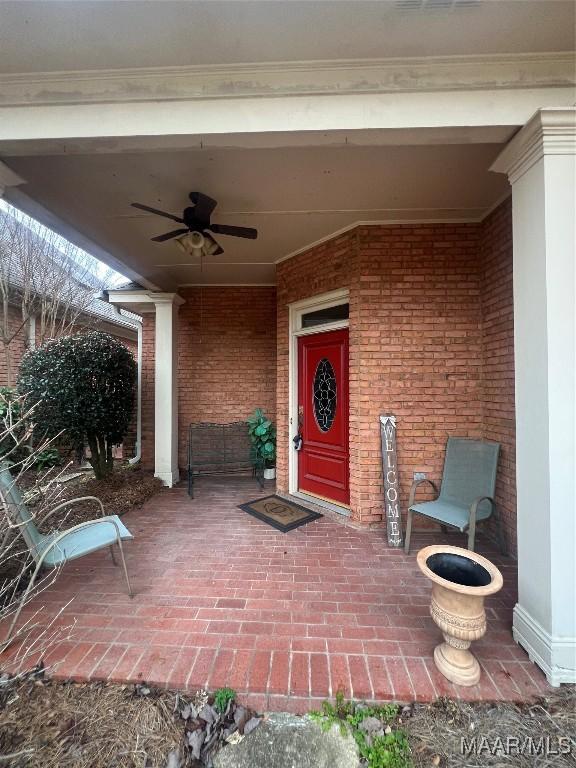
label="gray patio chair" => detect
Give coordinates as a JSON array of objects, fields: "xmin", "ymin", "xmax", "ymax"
[
  {"xmin": 0, "ymin": 463, "xmax": 133, "ymax": 651},
  {"xmin": 404, "ymin": 437, "xmax": 503, "ymax": 554}
]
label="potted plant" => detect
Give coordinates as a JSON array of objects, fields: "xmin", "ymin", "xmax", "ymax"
[
  {"xmin": 416, "ymin": 544, "xmax": 503, "ymax": 686},
  {"xmin": 247, "ymin": 409, "xmax": 276, "ymax": 480}
]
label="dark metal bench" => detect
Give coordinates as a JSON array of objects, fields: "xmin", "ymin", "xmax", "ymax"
[{"xmin": 187, "ymin": 421, "xmax": 264, "ymax": 498}]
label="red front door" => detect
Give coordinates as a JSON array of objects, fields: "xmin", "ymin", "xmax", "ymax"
[{"xmin": 298, "ymin": 328, "xmax": 349, "ymax": 505}]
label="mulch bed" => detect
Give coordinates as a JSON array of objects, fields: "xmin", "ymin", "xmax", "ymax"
[
  {"xmin": 0, "ymin": 671, "xmax": 260, "ymax": 768},
  {"xmin": 407, "ymin": 690, "xmax": 576, "ymax": 767},
  {"xmin": 0, "ymin": 670, "xmax": 573, "ymax": 768},
  {"xmin": 35, "ymin": 466, "xmax": 164, "ymax": 532},
  {"xmin": 0, "ymin": 466, "xmax": 163, "ymax": 604}
]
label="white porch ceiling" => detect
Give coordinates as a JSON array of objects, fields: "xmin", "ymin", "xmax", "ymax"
[
  {"xmin": 3, "ymin": 139, "xmax": 509, "ymax": 288},
  {"xmin": 0, "ymin": 0, "xmax": 572, "ymax": 289},
  {"xmin": 0, "ymin": 1, "xmax": 573, "ymax": 72}
]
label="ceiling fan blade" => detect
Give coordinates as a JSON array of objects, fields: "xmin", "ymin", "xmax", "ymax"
[
  {"xmin": 189, "ymin": 192, "xmax": 217, "ymax": 223},
  {"xmin": 151, "ymin": 228, "xmax": 189, "ymax": 242},
  {"xmin": 208, "ymin": 223, "xmax": 258, "ymax": 240},
  {"xmin": 203, "ymin": 232, "xmax": 224, "ymax": 256},
  {"xmin": 131, "ymin": 202, "xmax": 184, "ymax": 223}
]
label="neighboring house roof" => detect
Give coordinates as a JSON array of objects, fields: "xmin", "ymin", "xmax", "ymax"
[
  {"xmin": 106, "ymin": 281, "xmax": 145, "ymax": 293},
  {"xmin": 0, "ymin": 208, "xmax": 140, "ymax": 336},
  {"xmin": 83, "ymin": 295, "xmax": 141, "ymax": 333}
]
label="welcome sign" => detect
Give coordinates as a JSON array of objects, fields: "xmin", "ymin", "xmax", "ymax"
[{"xmin": 379, "ymin": 415, "xmax": 402, "ymax": 547}]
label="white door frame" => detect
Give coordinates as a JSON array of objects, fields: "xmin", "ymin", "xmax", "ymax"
[{"xmin": 287, "ymin": 288, "xmax": 350, "ymax": 500}]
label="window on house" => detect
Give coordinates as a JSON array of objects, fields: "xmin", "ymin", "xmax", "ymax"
[{"xmin": 301, "ymin": 303, "xmax": 349, "ymax": 329}]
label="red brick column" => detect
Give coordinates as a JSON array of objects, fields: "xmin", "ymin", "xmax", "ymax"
[
  {"xmin": 480, "ymin": 197, "xmax": 516, "ymax": 555},
  {"xmin": 140, "ymin": 312, "xmax": 155, "ymax": 470}
]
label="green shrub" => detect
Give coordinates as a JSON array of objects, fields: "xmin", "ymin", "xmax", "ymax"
[
  {"xmin": 247, "ymin": 408, "xmax": 276, "ymax": 467},
  {"xmin": 18, "ymin": 331, "xmax": 136, "ymax": 479},
  {"xmin": 34, "ymin": 447, "xmax": 61, "ymax": 471}
]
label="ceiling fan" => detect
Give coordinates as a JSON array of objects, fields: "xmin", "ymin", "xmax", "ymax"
[{"xmin": 131, "ymin": 191, "xmax": 257, "ymax": 257}]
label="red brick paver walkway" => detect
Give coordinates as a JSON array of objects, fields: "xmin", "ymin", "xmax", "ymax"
[{"xmin": 2, "ymin": 478, "xmax": 552, "ymax": 712}]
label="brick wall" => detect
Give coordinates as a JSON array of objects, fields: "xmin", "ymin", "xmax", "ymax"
[
  {"xmin": 177, "ymin": 286, "xmax": 277, "ymax": 469},
  {"xmin": 0, "ymin": 305, "xmax": 28, "ymax": 387},
  {"xmin": 480, "ymin": 197, "xmax": 516, "ymax": 555},
  {"xmin": 354, "ymin": 223, "xmax": 484, "ymax": 525},
  {"xmin": 277, "ymin": 224, "xmax": 485, "ymax": 529},
  {"xmin": 138, "ymin": 205, "xmax": 516, "ymax": 550}
]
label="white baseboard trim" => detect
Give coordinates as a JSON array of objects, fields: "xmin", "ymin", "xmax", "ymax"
[
  {"xmin": 155, "ymin": 469, "xmax": 180, "ymax": 488},
  {"xmin": 513, "ymin": 603, "xmax": 576, "ymax": 686}
]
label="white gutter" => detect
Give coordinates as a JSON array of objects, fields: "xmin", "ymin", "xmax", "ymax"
[
  {"xmin": 128, "ymin": 313, "xmax": 142, "ymax": 465},
  {"xmin": 94, "ymin": 290, "xmax": 142, "ymax": 465}
]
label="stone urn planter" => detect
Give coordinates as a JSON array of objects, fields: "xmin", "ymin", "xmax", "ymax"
[{"xmin": 417, "ymin": 544, "xmax": 503, "ymax": 686}]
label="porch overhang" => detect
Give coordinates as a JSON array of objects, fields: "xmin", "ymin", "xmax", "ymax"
[
  {"xmin": 0, "ymin": 5, "xmax": 574, "ymax": 290},
  {"xmin": 0, "ymin": 0, "xmax": 574, "ymax": 689},
  {"xmin": 106, "ymin": 288, "xmax": 185, "ymax": 315}
]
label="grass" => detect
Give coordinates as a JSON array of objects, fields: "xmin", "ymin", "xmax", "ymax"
[
  {"xmin": 213, "ymin": 686, "xmax": 236, "ymax": 713},
  {"xmin": 310, "ymin": 691, "xmax": 412, "ymax": 768}
]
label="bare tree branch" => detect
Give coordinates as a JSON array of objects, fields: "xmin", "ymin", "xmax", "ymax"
[
  {"xmin": 0, "ymin": 391, "xmax": 75, "ymax": 675},
  {"xmin": 0, "ymin": 206, "xmax": 115, "ymax": 384}
]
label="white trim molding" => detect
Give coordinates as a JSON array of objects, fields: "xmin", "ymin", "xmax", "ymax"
[
  {"xmin": 288, "ymin": 288, "xmax": 350, "ymax": 500},
  {"xmin": 0, "ymin": 53, "xmax": 572, "ymax": 107},
  {"xmin": 492, "ymin": 107, "xmax": 576, "ymax": 686},
  {"xmin": 276, "ymin": 216, "xmax": 482, "ymax": 266},
  {"xmin": 513, "ymin": 605, "xmax": 576, "ymax": 687}
]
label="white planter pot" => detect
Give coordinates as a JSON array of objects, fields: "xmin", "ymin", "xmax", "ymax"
[{"xmin": 263, "ymin": 467, "xmax": 276, "ymax": 480}]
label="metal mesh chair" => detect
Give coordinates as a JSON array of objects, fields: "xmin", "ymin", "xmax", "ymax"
[
  {"xmin": 404, "ymin": 438, "xmax": 504, "ymax": 554},
  {"xmin": 0, "ymin": 462, "xmax": 133, "ymax": 651}
]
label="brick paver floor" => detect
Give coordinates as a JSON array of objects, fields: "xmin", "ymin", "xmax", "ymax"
[{"xmin": 2, "ymin": 477, "xmax": 553, "ymax": 712}]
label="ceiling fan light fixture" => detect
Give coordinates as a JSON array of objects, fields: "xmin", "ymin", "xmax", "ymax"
[
  {"xmin": 175, "ymin": 231, "xmax": 205, "ymax": 256},
  {"xmin": 203, "ymin": 237, "xmax": 221, "ymax": 257}
]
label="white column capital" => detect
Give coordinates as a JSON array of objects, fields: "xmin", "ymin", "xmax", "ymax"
[
  {"xmin": 150, "ymin": 292, "xmax": 185, "ymax": 307},
  {"xmin": 491, "ymin": 107, "xmax": 576, "ymax": 183}
]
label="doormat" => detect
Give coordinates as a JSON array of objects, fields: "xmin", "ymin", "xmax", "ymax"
[{"xmin": 238, "ymin": 495, "xmax": 323, "ymax": 532}]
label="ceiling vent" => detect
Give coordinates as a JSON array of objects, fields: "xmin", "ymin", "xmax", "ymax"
[{"xmin": 395, "ymin": 0, "xmax": 480, "ymax": 10}]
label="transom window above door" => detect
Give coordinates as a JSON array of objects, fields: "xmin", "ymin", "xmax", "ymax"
[{"xmin": 301, "ymin": 303, "xmax": 349, "ymax": 329}]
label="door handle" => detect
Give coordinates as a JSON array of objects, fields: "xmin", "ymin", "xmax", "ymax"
[{"xmin": 293, "ymin": 434, "xmax": 303, "ymax": 451}]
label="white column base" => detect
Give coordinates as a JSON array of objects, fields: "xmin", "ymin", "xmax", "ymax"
[
  {"xmin": 154, "ymin": 469, "xmax": 180, "ymax": 488},
  {"xmin": 513, "ymin": 604, "xmax": 576, "ymax": 686}
]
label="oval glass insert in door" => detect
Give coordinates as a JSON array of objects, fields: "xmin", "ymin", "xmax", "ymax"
[{"xmin": 313, "ymin": 357, "xmax": 337, "ymax": 432}]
